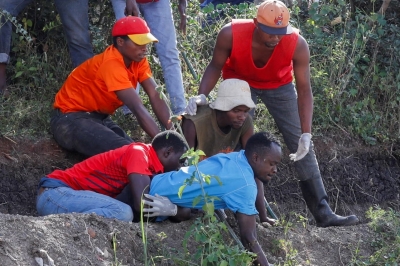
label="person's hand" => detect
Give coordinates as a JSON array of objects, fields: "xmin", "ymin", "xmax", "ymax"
[
  {"xmin": 185, "ymin": 94, "xmax": 207, "ymax": 116},
  {"xmin": 142, "ymin": 194, "xmax": 177, "ymax": 217},
  {"xmin": 260, "ymin": 217, "xmax": 277, "ymax": 228},
  {"xmin": 178, "ymin": 0, "xmax": 187, "ymax": 34},
  {"xmin": 289, "ymin": 133, "xmax": 312, "ymax": 161},
  {"xmin": 125, "ymin": 0, "xmax": 140, "ymax": 17}
]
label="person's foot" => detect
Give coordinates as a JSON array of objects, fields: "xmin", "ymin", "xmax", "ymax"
[
  {"xmin": 0, "ymin": 63, "xmax": 9, "ymax": 98},
  {"xmin": 316, "ymin": 213, "xmax": 359, "ymax": 228}
]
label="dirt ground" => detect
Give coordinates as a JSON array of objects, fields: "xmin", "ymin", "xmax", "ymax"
[{"xmin": 0, "ymin": 133, "xmax": 399, "ymax": 265}]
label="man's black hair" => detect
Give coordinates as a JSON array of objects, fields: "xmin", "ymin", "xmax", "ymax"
[
  {"xmin": 245, "ymin": 132, "xmax": 281, "ymax": 157},
  {"xmin": 113, "ymin": 35, "xmax": 130, "ymax": 46},
  {"xmin": 152, "ymin": 130, "xmax": 188, "ymax": 153}
]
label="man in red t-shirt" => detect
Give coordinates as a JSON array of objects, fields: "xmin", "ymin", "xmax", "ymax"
[
  {"xmin": 185, "ymin": 0, "xmax": 358, "ymax": 228},
  {"xmin": 36, "ymin": 131, "xmax": 188, "ymax": 222},
  {"xmin": 51, "ymin": 16, "xmax": 173, "ymax": 158}
]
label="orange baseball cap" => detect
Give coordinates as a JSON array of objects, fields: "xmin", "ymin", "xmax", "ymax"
[
  {"xmin": 257, "ymin": 0, "xmax": 293, "ymax": 35},
  {"xmin": 112, "ymin": 16, "xmax": 158, "ymax": 45}
]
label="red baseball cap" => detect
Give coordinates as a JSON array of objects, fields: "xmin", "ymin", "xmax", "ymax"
[
  {"xmin": 112, "ymin": 16, "xmax": 158, "ymax": 45},
  {"xmin": 257, "ymin": 0, "xmax": 293, "ymax": 35}
]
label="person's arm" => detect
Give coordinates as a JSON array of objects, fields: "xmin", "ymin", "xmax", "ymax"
[
  {"xmin": 255, "ymin": 179, "xmax": 268, "ymax": 222},
  {"xmin": 178, "ymin": 0, "xmax": 187, "ymax": 34},
  {"xmin": 181, "ymin": 118, "xmax": 197, "ymax": 149},
  {"xmin": 198, "ymin": 24, "xmax": 233, "ymax": 96},
  {"xmin": 292, "ymin": 35, "xmax": 313, "ymax": 134},
  {"xmin": 115, "ymin": 87, "xmax": 161, "ymax": 138},
  {"xmin": 125, "ymin": 0, "xmax": 140, "ymax": 16},
  {"xmin": 141, "ymin": 77, "xmax": 173, "ymax": 130},
  {"xmin": 128, "ymin": 173, "xmax": 151, "ymax": 214},
  {"xmin": 236, "ymin": 212, "xmax": 271, "ymax": 266}
]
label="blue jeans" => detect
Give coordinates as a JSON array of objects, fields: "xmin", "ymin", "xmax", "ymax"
[
  {"xmin": 0, "ymin": 0, "xmax": 33, "ymax": 64},
  {"xmin": 36, "ymin": 187, "xmax": 133, "ymax": 222},
  {"xmin": 0, "ymin": 0, "xmax": 93, "ymax": 67},
  {"xmin": 250, "ymin": 83, "xmax": 321, "ymax": 181},
  {"xmin": 50, "ymin": 109, "xmax": 133, "ymax": 157},
  {"xmin": 111, "ymin": 0, "xmax": 186, "ymax": 114}
]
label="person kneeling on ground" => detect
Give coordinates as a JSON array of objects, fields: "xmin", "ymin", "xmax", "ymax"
[
  {"xmin": 50, "ymin": 16, "xmax": 173, "ymax": 158},
  {"xmin": 143, "ymin": 132, "xmax": 282, "ymax": 266},
  {"xmin": 183, "ymin": 78, "xmax": 275, "ymax": 226},
  {"xmin": 36, "ymin": 131, "xmax": 187, "ymax": 222}
]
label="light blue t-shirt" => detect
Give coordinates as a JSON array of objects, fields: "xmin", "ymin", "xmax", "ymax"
[{"xmin": 150, "ymin": 151, "xmax": 258, "ymax": 216}]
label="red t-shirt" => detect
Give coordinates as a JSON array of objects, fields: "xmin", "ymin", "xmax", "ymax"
[
  {"xmin": 53, "ymin": 45, "xmax": 152, "ymax": 114},
  {"xmin": 47, "ymin": 143, "xmax": 163, "ymax": 197},
  {"xmin": 222, "ymin": 19, "xmax": 299, "ymax": 89}
]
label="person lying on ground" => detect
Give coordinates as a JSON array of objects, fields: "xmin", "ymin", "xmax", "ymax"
[
  {"xmin": 143, "ymin": 131, "xmax": 282, "ymax": 266},
  {"xmin": 183, "ymin": 78, "xmax": 275, "ymax": 226},
  {"xmin": 36, "ymin": 131, "xmax": 188, "ymax": 222},
  {"xmin": 50, "ymin": 16, "xmax": 173, "ymax": 158},
  {"xmin": 186, "ymin": 0, "xmax": 358, "ymax": 227}
]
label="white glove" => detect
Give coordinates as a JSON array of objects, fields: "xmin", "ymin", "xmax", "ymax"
[
  {"xmin": 289, "ymin": 133, "xmax": 312, "ymax": 162},
  {"xmin": 185, "ymin": 94, "xmax": 208, "ymax": 116},
  {"xmin": 142, "ymin": 194, "xmax": 178, "ymax": 217}
]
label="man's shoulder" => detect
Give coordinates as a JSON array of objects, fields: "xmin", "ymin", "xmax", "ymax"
[
  {"xmin": 184, "ymin": 105, "xmax": 212, "ymax": 121},
  {"xmin": 126, "ymin": 142, "xmax": 150, "ymax": 153},
  {"xmin": 97, "ymin": 46, "xmax": 127, "ymax": 68}
]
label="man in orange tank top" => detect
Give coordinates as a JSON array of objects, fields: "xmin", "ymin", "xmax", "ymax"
[{"xmin": 186, "ymin": 0, "xmax": 358, "ymax": 228}]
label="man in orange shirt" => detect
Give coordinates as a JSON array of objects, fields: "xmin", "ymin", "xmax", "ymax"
[{"xmin": 51, "ymin": 16, "xmax": 173, "ymax": 158}]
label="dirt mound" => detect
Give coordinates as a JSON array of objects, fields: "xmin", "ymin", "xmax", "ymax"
[{"xmin": 0, "ymin": 135, "xmax": 399, "ymax": 265}]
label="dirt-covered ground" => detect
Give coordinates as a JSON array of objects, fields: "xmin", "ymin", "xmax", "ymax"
[{"xmin": 0, "ymin": 133, "xmax": 399, "ymax": 265}]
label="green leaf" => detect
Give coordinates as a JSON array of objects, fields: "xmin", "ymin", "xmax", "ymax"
[
  {"xmin": 202, "ymin": 202, "xmax": 214, "ymax": 215},
  {"xmin": 219, "ymin": 260, "xmax": 228, "ymax": 266},
  {"xmin": 178, "ymin": 184, "xmax": 186, "ymax": 198},
  {"xmin": 203, "ymin": 174, "xmax": 211, "ymax": 185},
  {"xmin": 15, "ymin": 71, "xmax": 24, "ymax": 78},
  {"xmin": 213, "ymin": 175, "xmax": 223, "ymax": 186},
  {"xmin": 193, "ymin": 195, "xmax": 202, "ymax": 207}
]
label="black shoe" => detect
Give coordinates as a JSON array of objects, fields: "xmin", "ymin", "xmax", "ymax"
[{"xmin": 299, "ymin": 178, "xmax": 359, "ymax": 227}]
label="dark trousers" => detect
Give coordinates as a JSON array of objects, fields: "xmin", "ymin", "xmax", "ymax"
[{"xmin": 50, "ymin": 109, "xmax": 133, "ymax": 158}]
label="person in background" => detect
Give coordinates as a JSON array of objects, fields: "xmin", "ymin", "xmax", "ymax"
[
  {"xmin": 186, "ymin": 0, "xmax": 358, "ymax": 227},
  {"xmin": 51, "ymin": 17, "xmax": 172, "ymax": 158},
  {"xmin": 199, "ymin": 0, "xmax": 254, "ymax": 27},
  {"xmin": 0, "ymin": 0, "xmax": 94, "ymax": 97},
  {"xmin": 36, "ymin": 131, "xmax": 188, "ymax": 222},
  {"xmin": 183, "ymin": 78, "xmax": 275, "ymax": 226},
  {"xmin": 144, "ymin": 132, "xmax": 282, "ymax": 266}
]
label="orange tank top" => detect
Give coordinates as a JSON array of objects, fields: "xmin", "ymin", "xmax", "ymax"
[{"xmin": 222, "ymin": 19, "xmax": 299, "ymax": 89}]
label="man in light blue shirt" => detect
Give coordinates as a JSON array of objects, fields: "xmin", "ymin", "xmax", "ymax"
[
  {"xmin": 144, "ymin": 132, "xmax": 282, "ymax": 266},
  {"xmin": 150, "ymin": 150, "xmax": 258, "ymax": 215}
]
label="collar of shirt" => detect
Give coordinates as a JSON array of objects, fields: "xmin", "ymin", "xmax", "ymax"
[{"xmin": 148, "ymin": 145, "xmax": 164, "ymax": 174}]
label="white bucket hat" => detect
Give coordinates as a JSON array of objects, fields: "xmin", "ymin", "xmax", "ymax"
[{"xmin": 209, "ymin": 79, "xmax": 256, "ymax": 111}]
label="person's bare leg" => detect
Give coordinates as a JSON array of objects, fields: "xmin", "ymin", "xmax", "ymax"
[{"xmin": 0, "ymin": 63, "xmax": 8, "ymax": 97}]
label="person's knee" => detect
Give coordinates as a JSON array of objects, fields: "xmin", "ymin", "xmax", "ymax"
[{"xmin": 115, "ymin": 204, "xmax": 134, "ymax": 222}]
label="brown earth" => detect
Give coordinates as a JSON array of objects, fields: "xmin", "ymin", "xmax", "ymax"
[{"xmin": 0, "ymin": 134, "xmax": 399, "ymax": 265}]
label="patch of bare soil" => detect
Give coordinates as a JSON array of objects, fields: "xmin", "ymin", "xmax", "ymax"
[{"xmin": 0, "ymin": 134, "xmax": 399, "ymax": 265}]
